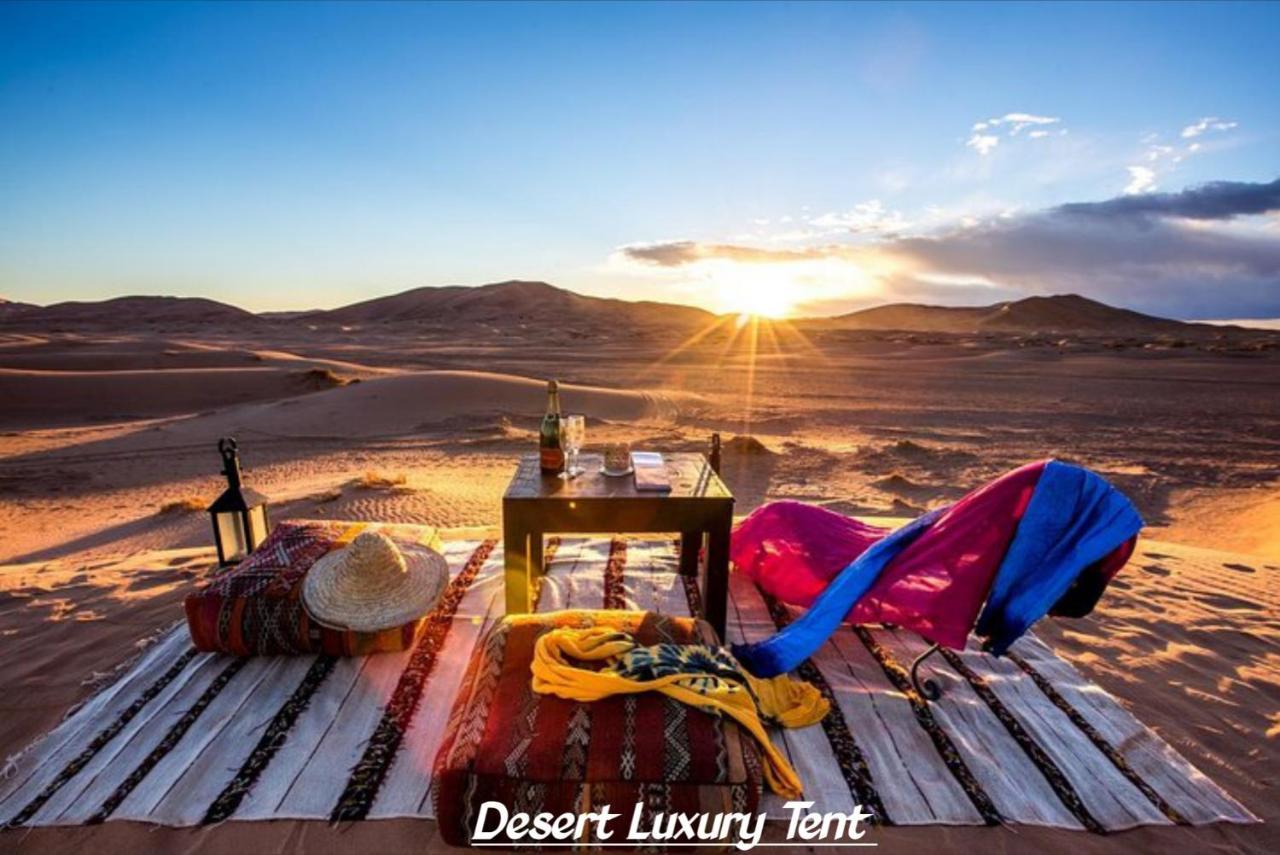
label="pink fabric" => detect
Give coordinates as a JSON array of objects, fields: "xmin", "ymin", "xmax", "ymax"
[
  {"xmin": 730, "ymin": 502, "xmax": 889, "ymax": 607},
  {"xmin": 732, "ymin": 460, "xmax": 1048, "ymax": 649}
]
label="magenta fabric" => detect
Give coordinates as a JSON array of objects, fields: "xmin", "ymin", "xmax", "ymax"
[
  {"xmin": 730, "ymin": 501, "xmax": 890, "ymax": 607},
  {"xmin": 732, "ymin": 460, "xmax": 1047, "ymax": 649}
]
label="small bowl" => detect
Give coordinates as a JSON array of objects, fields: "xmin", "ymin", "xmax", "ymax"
[{"xmin": 603, "ymin": 444, "xmax": 632, "ymax": 475}]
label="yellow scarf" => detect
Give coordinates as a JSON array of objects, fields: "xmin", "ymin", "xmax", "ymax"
[{"xmin": 530, "ymin": 625, "xmax": 828, "ymax": 799}]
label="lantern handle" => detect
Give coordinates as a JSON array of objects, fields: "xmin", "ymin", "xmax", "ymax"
[{"xmin": 218, "ymin": 437, "xmax": 242, "ymax": 487}]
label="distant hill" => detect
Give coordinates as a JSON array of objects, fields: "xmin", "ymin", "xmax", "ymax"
[
  {"xmin": 9, "ymin": 296, "xmax": 257, "ymax": 327},
  {"xmin": 813, "ymin": 294, "xmax": 1195, "ymax": 334},
  {"xmin": 2, "ymin": 288, "xmax": 1257, "ymax": 339},
  {"xmin": 313, "ymin": 280, "xmax": 715, "ymax": 329},
  {"xmin": 0, "ymin": 298, "xmax": 37, "ymax": 321}
]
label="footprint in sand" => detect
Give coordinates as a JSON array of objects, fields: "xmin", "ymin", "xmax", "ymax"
[
  {"xmin": 1196, "ymin": 593, "xmax": 1262, "ymax": 612},
  {"xmin": 1221, "ymin": 562, "xmax": 1255, "ymax": 573},
  {"xmin": 125, "ymin": 570, "xmax": 184, "ymax": 591},
  {"xmin": 1143, "ymin": 564, "xmax": 1171, "ymax": 577},
  {"xmin": 1144, "ymin": 551, "xmax": 1174, "ymax": 560}
]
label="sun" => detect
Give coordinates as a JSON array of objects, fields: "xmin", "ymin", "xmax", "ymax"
[
  {"xmin": 712, "ymin": 266, "xmax": 797, "ymax": 318},
  {"xmin": 728, "ymin": 288, "xmax": 793, "ymax": 319}
]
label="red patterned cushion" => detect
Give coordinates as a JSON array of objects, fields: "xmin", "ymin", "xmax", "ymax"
[
  {"xmin": 184, "ymin": 520, "xmax": 442, "ymax": 656},
  {"xmin": 432, "ymin": 610, "xmax": 763, "ymax": 846}
]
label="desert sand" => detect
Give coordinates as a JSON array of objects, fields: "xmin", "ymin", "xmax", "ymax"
[{"xmin": 1, "ymin": 286, "xmax": 1277, "ymax": 852}]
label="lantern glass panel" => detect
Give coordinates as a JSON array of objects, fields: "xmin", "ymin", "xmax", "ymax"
[
  {"xmin": 216, "ymin": 511, "xmax": 249, "ymax": 563},
  {"xmin": 248, "ymin": 505, "xmax": 268, "ymax": 550}
]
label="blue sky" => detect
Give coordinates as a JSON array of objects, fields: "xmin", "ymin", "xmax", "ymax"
[{"xmin": 1, "ymin": 1, "xmax": 1278, "ymax": 318}]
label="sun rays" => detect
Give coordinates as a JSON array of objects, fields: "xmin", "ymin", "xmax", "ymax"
[{"xmin": 640, "ymin": 311, "xmax": 825, "ymax": 436}]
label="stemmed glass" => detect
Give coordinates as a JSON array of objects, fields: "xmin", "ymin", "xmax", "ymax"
[{"xmin": 561, "ymin": 414, "xmax": 585, "ymax": 478}]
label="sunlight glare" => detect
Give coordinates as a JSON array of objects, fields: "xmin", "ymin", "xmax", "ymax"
[
  {"xmin": 695, "ymin": 256, "xmax": 885, "ymax": 318},
  {"xmin": 712, "ymin": 264, "xmax": 798, "ymax": 318}
]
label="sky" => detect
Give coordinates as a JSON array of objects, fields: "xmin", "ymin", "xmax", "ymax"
[{"xmin": 1, "ymin": 1, "xmax": 1278, "ymax": 319}]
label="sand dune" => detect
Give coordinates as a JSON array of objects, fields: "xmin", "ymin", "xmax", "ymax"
[
  {"xmin": 0, "ymin": 298, "xmax": 37, "ymax": 320},
  {"xmin": 0, "ymin": 368, "xmax": 701, "ymax": 471},
  {"xmin": 0, "ymin": 334, "xmax": 384, "ymax": 374},
  {"xmin": 312, "ymin": 279, "xmax": 714, "ymax": 329},
  {"xmin": 92, "ymin": 370, "xmax": 697, "ymax": 446},
  {"xmin": 0, "ymin": 368, "xmax": 703, "ymax": 567},
  {"xmin": 7, "ymin": 296, "xmax": 256, "ymax": 327},
  {"xmin": 5, "ymin": 288, "xmax": 1278, "ymax": 356},
  {"xmin": 1155, "ymin": 486, "xmax": 1280, "ymax": 560},
  {"xmin": 818, "ymin": 294, "xmax": 1212, "ymax": 334},
  {"xmin": 0, "ymin": 333, "xmax": 270, "ymax": 370},
  {"xmin": 0, "ymin": 367, "xmax": 348, "ymax": 429}
]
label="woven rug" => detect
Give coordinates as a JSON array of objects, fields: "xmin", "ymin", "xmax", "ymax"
[{"xmin": 0, "ymin": 535, "xmax": 1257, "ymax": 831}]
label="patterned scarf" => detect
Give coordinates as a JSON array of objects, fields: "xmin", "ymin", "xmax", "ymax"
[{"xmin": 531, "ymin": 625, "xmax": 829, "ymax": 799}]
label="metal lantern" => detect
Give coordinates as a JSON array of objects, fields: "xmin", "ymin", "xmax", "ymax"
[{"xmin": 207, "ymin": 437, "xmax": 270, "ymax": 566}]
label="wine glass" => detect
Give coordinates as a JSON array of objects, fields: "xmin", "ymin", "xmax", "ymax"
[{"xmin": 561, "ymin": 414, "xmax": 585, "ymax": 478}]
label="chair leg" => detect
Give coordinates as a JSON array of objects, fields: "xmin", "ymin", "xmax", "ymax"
[{"xmin": 909, "ymin": 643, "xmax": 945, "ymax": 701}]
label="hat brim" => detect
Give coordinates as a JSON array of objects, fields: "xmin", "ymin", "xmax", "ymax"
[{"xmin": 302, "ymin": 541, "xmax": 449, "ymax": 633}]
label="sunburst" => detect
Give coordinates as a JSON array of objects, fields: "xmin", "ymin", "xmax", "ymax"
[{"xmin": 641, "ymin": 311, "xmax": 826, "ymax": 438}]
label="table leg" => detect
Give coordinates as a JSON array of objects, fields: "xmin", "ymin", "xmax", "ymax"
[
  {"xmin": 503, "ymin": 518, "xmax": 531, "ymax": 615},
  {"xmin": 529, "ymin": 531, "xmax": 544, "ymax": 604},
  {"xmin": 704, "ymin": 513, "xmax": 731, "ymax": 641},
  {"xmin": 679, "ymin": 531, "xmax": 702, "ymax": 577}
]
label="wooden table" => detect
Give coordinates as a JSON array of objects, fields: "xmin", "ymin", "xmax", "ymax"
[{"xmin": 502, "ymin": 452, "xmax": 734, "ymax": 639}]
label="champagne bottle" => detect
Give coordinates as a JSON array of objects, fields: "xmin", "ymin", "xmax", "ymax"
[{"xmin": 540, "ymin": 379, "xmax": 565, "ymax": 474}]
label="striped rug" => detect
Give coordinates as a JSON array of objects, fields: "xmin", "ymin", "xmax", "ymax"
[{"xmin": 0, "ymin": 536, "xmax": 1257, "ymax": 831}]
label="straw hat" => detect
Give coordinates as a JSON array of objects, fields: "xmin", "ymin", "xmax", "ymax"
[{"xmin": 302, "ymin": 531, "xmax": 448, "ymax": 632}]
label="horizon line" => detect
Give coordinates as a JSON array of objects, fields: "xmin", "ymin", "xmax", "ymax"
[{"xmin": 8, "ymin": 281, "xmax": 1279, "ymax": 326}]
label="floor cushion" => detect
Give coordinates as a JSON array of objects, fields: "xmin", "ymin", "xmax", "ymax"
[
  {"xmin": 432, "ymin": 610, "xmax": 763, "ymax": 847},
  {"xmin": 183, "ymin": 520, "xmax": 442, "ymax": 656}
]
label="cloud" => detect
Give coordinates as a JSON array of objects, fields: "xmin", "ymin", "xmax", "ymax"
[
  {"xmin": 890, "ymin": 179, "xmax": 1280, "ymax": 316},
  {"xmin": 982, "ymin": 112, "xmax": 1062, "ymax": 134},
  {"xmin": 617, "ymin": 178, "xmax": 1280, "ymax": 318},
  {"xmin": 735, "ymin": 200, "xmax": 912, "ymax": 244},
  {"xmin": 965, "ymin": 112, "xmax": 1063, "ymax": 155},
  {"xmin": 1181, "ymin": 117, "xmax": 1238, "ymax": 139},
  {"xmin": 809, "ymin": 200, "xmax": 910, "ymax": 235},
  {"xmin": 621, "ymin": 240, "xmax": 827, "ymax": 267},
  {"xmin": 967, "ymin": 133, "xmax": 1000, "ymax": 155},
  {"xmin": 1124, "ymin": 166, "xmax": 1157, "ymax": 195},
  {"xmin": 882, "ymin": 178, "xmax": 1280, "ymax": 317},
  {"xmin": 1056, "ymin": 177, "xmax": 1280, "ymax": 221},
  {"xmin": 1121, "ymin": 117, "xmax": 1239, "ymax": 195}
]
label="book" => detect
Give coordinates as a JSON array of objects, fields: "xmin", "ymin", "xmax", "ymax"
[{"xmin": 632, "ymin": 452, "xmax": 671, "ymax": 492}]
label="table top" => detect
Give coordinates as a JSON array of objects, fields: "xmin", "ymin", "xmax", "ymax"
[{"xmin": 503, "ymin": 452, "xmax": 732, "ymax": 503}]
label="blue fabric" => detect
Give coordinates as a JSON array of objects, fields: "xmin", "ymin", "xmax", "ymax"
[
  {"xmin": 975, "ymin": 459, "xmax": 1143, "ymax": 654},
  {"xmin": 731, "ymin": 460, "xmax": 1143, "ymax": 677},
  {"xmin": 731, "ymin": 508, "xmax": 945, "ymax": 678}
]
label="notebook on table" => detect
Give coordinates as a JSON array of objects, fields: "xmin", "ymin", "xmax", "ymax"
[{"xmin": 632, "ymin": 451, "xmax": 672, "ymax": 492}]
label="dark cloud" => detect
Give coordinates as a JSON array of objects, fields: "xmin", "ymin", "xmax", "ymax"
[
  {"xmin": 884, "ymin": 185, "xmax": 1280, "ymax": 317},
  {"xmin": 618, "ymin": 177, "xmax": 1280, "ymax": 319},
  {"xmin": 621, "ymin": 241, "xmax": 825, "ymax": 267},
  {"xmin": 1053, "ymin": 177, "xmax": 1280, "ymax": 222}
]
